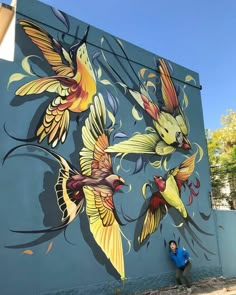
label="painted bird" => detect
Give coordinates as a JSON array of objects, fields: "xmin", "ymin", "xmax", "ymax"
[
  {"xmin": 105, "ymin": 51, "xmax": 191, "ymax": 156},
  {"xmin": 4, "ymin": 94, "xmax": 126, "ymax": 280},
  {"xmin": 15, "ymin": 19, "xmax": 97, "ymax": 147},
  {"xmin": 138, "ymin": 152, "xmax": 214, "ymax": 256}
]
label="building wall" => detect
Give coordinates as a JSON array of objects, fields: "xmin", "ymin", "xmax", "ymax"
[
  {"xmin": 0, "ymin": 0, "xmax": 222, "ymax": 294},
  {"xmin": 214, "ymin": 210, "xmax": 236, "ymax": 279}
]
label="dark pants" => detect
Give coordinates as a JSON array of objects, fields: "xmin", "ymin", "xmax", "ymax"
[{"xmin": 176, "ymin": 261, "xmax": 192, "ymax": 288}]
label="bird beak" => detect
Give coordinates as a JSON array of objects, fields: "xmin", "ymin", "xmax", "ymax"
[{"xmin": 181, "ymin": 137, "xmax": 191, "ymax": 150}]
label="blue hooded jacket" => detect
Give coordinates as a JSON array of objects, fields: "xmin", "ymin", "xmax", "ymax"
[{"xmin": 169, "ymin": 247, "xmax": 190, "ymax": 268}]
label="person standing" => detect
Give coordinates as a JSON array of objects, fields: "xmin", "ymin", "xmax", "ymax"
[{"xmin": 169, "ymin": 240, "xmax": 192, "ymax": 293}]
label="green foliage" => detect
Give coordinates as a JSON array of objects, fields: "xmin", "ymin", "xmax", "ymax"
[{"xmin": 206, "ymin": 110, "xmax": 236, "ymax": 209}]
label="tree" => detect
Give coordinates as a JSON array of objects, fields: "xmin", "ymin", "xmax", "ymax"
[{"xmin": 206, "ymin": 109, "xmax": 236, "ymax": 209}]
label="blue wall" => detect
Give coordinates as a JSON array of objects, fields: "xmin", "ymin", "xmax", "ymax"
[
  {"xmin": 214, "ymin": 210, "xmax": 236, "ymax": 279},
  {"xmin": 0, "ymin": 0, "xmax": 223, "ymax": 294}
]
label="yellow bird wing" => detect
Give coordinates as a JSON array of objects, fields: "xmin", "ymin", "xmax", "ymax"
[
  {"xmin": 138, "ymin": 203, "xmax": 166, "ymax": 244},
  {"xmin": 175, "ymin": 106, "xmax": 189, "ymax": 136},
  {"xmin": 15, "ymin": 76, "xmax": 77, "ymax": 147},
  {"xmin": 19, "ymin": 19, "xmax": 74, "ymax": 77},
  {"xmin": 84, "ymin": 185, "xmax": 125, "ymax": 280},
  {"xmin": 159, "ymin": 59, "xmax": 189, "ymax": 137},
  {"xmin": 15, "ymin": 76, "xmax": 74, "ymax": 96},
  {"xmin": 106, "ymin": 133, "xmax": 159, "ymax": 154},
  {"xmin": 79, "ymin": 93, "xmax": 112, "ymax": 176},
  {"xmin": 161, "ymin": 176, "xmax": 187, "ymax": 218},
  {"xmin": 128, "ymin": 87, "xmax": 160, "ymax": 120},
  {"xmin": 155, "ymin": 140, "xmax": 176, "ymax": 156},
  {"xmin": 36, "ymin": 96, "xmax": 70, "ymax": 147},
  {"xmin": 159, "ymin": 59, "xmax": 179, "ymax": 114},
  {"xmin": 170, "ymin": 152, "xmax": 197, "ymax": 183}
]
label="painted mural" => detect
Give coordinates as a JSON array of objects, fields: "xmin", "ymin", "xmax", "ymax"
[
  {"xmin": 1, "ymin": 1, "xmax": 219, "ymax": 294},
  {"xmin": 15, "ymin": 20, "xmax": 96, "ymax": 148}
]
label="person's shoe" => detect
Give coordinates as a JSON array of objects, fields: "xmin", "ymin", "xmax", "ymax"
[{"xmin": 186, "ymin": 287, "xmax": 192, "ymax": 294}]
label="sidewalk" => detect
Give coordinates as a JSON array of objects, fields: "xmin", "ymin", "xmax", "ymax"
[{"xmin": 135, "ymin": 277, "xmax": 236, "ymax": 295}]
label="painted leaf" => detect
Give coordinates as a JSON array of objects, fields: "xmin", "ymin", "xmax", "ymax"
[
  {"xmin": 185, "ymin": 75, "xmax": 197, "ymax": 85},
  {"xmin": 148, "ymin": 73, "xmax": 156, "ymax": 78},
  {"xmin": 113, "ymin": 132, "xmax": 128, "ymax": 139},
  {"xmin": 7, "ymin": 73, "xmax": 28, "ymax": 89},
  {"xmin": 45, "ymin": 241, "xmax": 53, "ymax": 255},
  {"xmin": 117, "ymin": 119, "xmax": 123, "ymax": 129},
  {"xmin": 107, "ymin": 110, "xmax": 115, "ymax": 128},
  {"xmin": 114, "ymin": 153, "xmax": 122, "ymax": 160},
  {"xmin": 199, "ymin": 211, "xmax": 211, "ymax": 221},
  {"xmin": 163, "ymin": 157, "xmax": 169, "ymax": 171},
  {"xmin": 107, "ymin": 90, "xmax": 118, "ymax": 115},
  {"xmin": 190, "ymin": 187, "xmax": 199, "ymax": 197},
  {"xmin": 149, "ymin": 160, "xmax": 162, "ymax": 169},
  {"xmin": 132, "ymin": 105, "xmax": 143, "ymax": 121},
  {"xmin": 120, "ymin": 229, "xmax": 131, "ymax": 255},
  {"xmin": 182, "ymin": 87, "xmax": 189, "ymax": 109},
  {"xmin": 146, "ymin": 80, "xmax": 156, "ymax": 92},
  {"xmin": 22, "ymin": 249, "xmax": 34, "ymax": 255},
  {"xmin": 51, "ymin": 7, "xmax": 69, "ymax": 30},
  {"xmin": 192, "ymin": 143, "xmax": 204, "ymax": 163},
  {"xmin": 141, "ymin": 182, "xmax": 151, "ymax": 200},
  {"xmin": 188, "ymin": 194, "xmax": 193, "ymax": 205},
  {"xmin": 117, "ymin": 81, "xmax": 128, "ymax": 90},
  {"xmin": 92, "ymin": 51, "xmax": 101, "ymax": 60},
  {"xmin": 197, "ymin": 143, "xmax": 204, "ymax": 162},
  {"xmin": 21, "ymin": 55, "xmax": 39, "ymax": 76},
  {"xmin": 172, "ymin": 222, "xmax": 184, "ymax": 228},
  {"xmin": 119, "ymin": 153, "xmax": 130, "ymax": 172},
  {"xmin": 127, "ymin": 184, "xmax": 132, "ymax": 193},
  {"xmin": 132, "ymin": 155, "xmax": 144, "ymax": 174},
  {"xmin": 96, "ymin": 66, "xmax": 102, "ymax": 80},
  {"xmin": 100, "ymin": 79, "xmax": 112, "ymax": 86},
  {"xmin": 116, "ymin": 164, "xmax": 121, "ymax": 172},
  {"xmin": 140, "ymin": 68, "xmax": 147, "ymax": 78},
  {"xmin": 194, "ymin": 178, "xmax": 200, "ymax": 188}
]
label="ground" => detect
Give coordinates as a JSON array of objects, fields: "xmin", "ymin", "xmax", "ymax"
[{"xmin": 135, "ymin": 277, "xmax": 236, "ymax": 295}]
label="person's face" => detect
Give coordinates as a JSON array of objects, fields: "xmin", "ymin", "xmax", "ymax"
[{"xmin": 170, "ymin": 242, "xmax": 177, "ymax": 252}]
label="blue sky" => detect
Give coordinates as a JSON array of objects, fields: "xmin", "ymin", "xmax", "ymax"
[{"xmin": 8, "ymin": 0, "xmax": 236, "ymax": 130}]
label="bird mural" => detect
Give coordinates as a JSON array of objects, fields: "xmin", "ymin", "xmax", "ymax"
[
  {"xmin": 138, "ymin": 152, "xmax": 214, "ymax": 256},
  {"xmin": 15, "ymin": 19, "xmax": 97, "ymax": 147},
  {"xmin": 105, "ymin": 44, "xmax": 191, "ymax": 156},
  {"xmin": 4, "ymin": 94, "xmax": 126, "ymax": 280}
]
